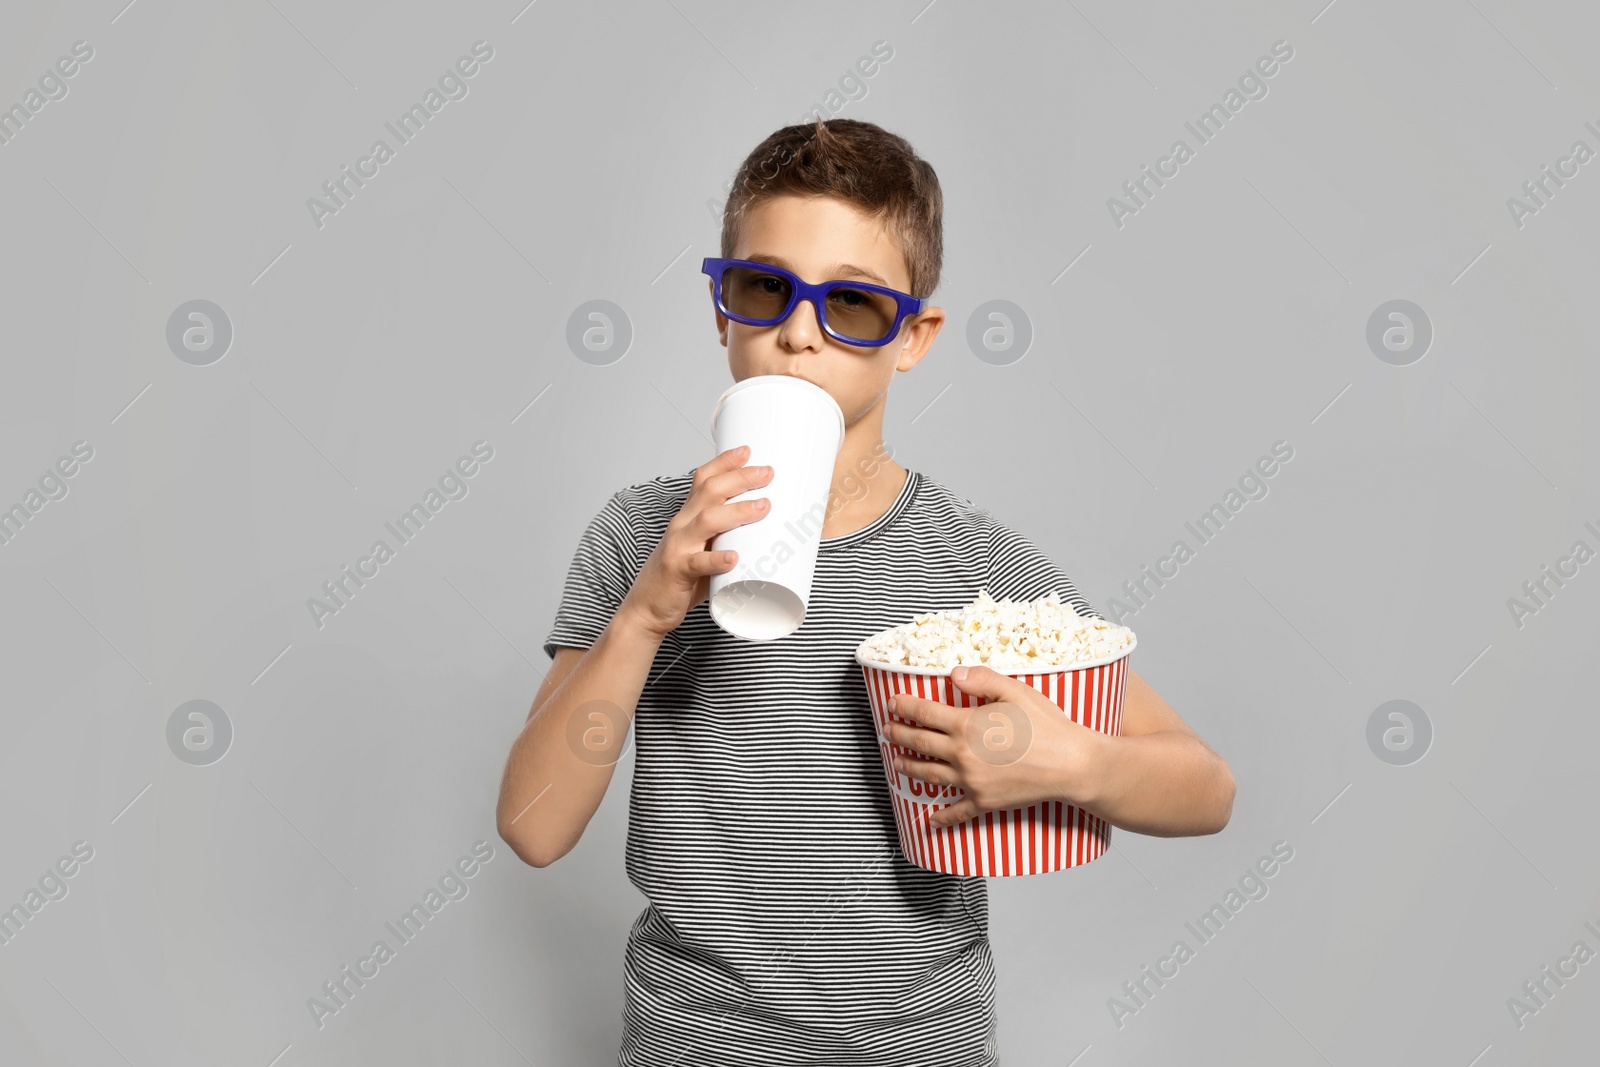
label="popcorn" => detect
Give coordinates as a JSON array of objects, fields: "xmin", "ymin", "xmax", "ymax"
[{"xmin": 857, "ymin": 589, "xmax": 1135, "ymax": 671}]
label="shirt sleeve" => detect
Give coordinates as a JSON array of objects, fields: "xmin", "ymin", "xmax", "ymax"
[
  {"xmin": 543, "ymin": 490, "xmax": 642, "ymax": 659},
  {"xmin": 984, "ymin": 519, "xmax": 1104, "ymax": 620}
]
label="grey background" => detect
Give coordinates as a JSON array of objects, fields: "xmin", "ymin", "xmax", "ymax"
[{"xmin": 1, "ymin": 0, "xmax": 1595, "ymax": 1064}]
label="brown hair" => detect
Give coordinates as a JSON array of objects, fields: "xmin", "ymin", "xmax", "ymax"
[{"xmin": 719, "ymin": 118, "xmax": 943, "ymax": 300}]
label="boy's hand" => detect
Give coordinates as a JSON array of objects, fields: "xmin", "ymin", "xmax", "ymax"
[
  {"xmin": 884, "ymin": 665, "xmax": 1109, "ymax": 828},
  {"xmin": 620, "ymin": 444, "xmax": 774, "ymax": 640}
]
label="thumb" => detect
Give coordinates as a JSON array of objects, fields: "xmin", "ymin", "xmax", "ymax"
[{"xmin": 949, "ymin": 664, "xmax": 1027, "ymax": 700}]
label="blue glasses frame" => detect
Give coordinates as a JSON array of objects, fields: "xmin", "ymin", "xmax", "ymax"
[{"xmin": 702, "ymin": 257, "xmax": 925, "ymax": 348}]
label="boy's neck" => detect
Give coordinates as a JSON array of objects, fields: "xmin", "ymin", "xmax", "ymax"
[{"xmin": 819, "ymin": 411, "xmax": 908, "ymax": 540}]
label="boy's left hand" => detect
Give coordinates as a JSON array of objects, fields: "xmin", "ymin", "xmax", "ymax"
[{"xmin": 885, "ymin": 664, "xmax": 1106, "ymax": 828}]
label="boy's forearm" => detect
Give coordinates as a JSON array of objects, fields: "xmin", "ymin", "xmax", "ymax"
[
  {"xmin": 496, "ymin": 604, "xmax": 665, "ymax": 867},
  {"xmin": 1076, "ymin": 731, "xmax": 1235, "ymax": 838}
]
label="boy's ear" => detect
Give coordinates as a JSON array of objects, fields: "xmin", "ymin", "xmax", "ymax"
[{"xmin": 895, "ymin": 306, "xmax": 945, "ymax": 372}]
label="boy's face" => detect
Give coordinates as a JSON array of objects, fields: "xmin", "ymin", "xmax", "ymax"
[{"xmin": 713, "ymin": 194, "xmax": 945, "ymax": 428}]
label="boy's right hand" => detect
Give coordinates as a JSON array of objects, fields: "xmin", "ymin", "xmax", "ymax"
[{"xmin": 621, "ymin": 444, "xmax": 774, "ymax": 639}]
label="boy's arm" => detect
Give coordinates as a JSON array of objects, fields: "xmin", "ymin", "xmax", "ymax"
[
  {"xmin": 497, "ymin": 446, "xmax": 773, "ymax": 867},
  {"xmin": 982, "ymin": 515, "xmax": 1234, "ymax": 832},
  {"xmin": 496, "ymin": 604, "xmax": 665, "ymax": 868},
  {"xmin": 888, "ymin": 665, "xmax": 1235, "ymax": 838},
  {"xmin": 885, "ymin": 510, "xmax": 1233, "ymax": 836},
  {"xmin": 1076, "ymin": 669, "xmax": 1235, "ymax": 837}
]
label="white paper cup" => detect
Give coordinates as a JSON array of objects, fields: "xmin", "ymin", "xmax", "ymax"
[{"xmin": 708, "ymin": 375, "xmax": 845, "ymax": 641}]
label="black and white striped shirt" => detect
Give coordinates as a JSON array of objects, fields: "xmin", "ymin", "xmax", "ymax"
[{"xmin": 544, "ymin": 467, "xmax": 1100, "ymax": 1067}]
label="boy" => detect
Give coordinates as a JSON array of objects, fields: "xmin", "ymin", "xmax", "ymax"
[{"xmin": 497, "ymin": 118, "xmax": 1235, "ymax": 1066}]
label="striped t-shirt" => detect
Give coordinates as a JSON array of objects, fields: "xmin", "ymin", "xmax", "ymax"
[{"xmin": 543, "ymin": 466, "xmax": 1100, "ymax": 1067}]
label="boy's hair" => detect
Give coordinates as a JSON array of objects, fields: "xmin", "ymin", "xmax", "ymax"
[{"xmin": 719, "ymin": 118, "xmax": 943, "ymax": 300}]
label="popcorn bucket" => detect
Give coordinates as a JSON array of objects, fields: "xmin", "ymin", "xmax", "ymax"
[{"xmin": 856, "ymin": 645, "xmax": 1134, "ymax": 877}]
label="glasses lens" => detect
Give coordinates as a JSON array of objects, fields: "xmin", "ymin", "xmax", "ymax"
[
  {"xmin": 721, "ymin": 266, "xmax": 792, "ymax": 321},
  {"xmin": 824, "ymin": 285, "xmax": 898, "ymax": 343}
]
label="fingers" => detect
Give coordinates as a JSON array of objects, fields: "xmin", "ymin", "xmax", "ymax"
[
  {"xmin": 683, "ymin": 547, "xmax": 742, "ymax": 578},
  {"xmin": 928, "ymin": 800, "xmax": 981, "ymax": 828},
  {"xmin": 895, "ymin": 755, "xmax": 979, "ymax": 829},
  {"xmin": 681, "ymin": 447, "xmax": 775, "ymax": 544},
  {"xmin": 692, "ymin": 443, "xmax": 773, "ymax": 499},
  {"xmin": 888, "ymin": 693, "xmax": 957, "ymax": 733},
  {"xmin": 704, "ymin": 460, "xmax": 773, "ymax": 504},
  {"xmin": 894, "ymin": 750, "xmax": 954, "ymax": 783},
  {"xmin": 692, "ymin": 445, "xmax": 772, "ymax": 498},
  {"xmin": 672, "ymin": 446, "xmax": 778, "ymax": 584},
  {"xmin": 886, "ymin": 719, "xmax": 954, "ymax": 762},
  {"xmin": 692, "ymin": 444, "xmax": 751, "ymax": 491},
  {"xmin": 635, "ymin": 446, "xmax": 768, "ymax": 631},
  {"xmin": 688, "ymin": 496, "xmax": 770, "ymax": 541}
]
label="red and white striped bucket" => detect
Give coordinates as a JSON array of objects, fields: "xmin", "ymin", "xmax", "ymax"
[{"xmin": 856, "ymin": 646, "xmax": 1134, "ymax": 877}]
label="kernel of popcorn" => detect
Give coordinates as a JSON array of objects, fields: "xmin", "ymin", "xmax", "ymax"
[{"xmin": 857, "ymin": 588, "xmax": 1135, "ymax": 671}]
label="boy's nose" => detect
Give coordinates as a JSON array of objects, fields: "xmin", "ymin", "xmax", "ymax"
[{"xmin": 779, "ymin": 297, "xmax": 826, "ymax": 352}]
